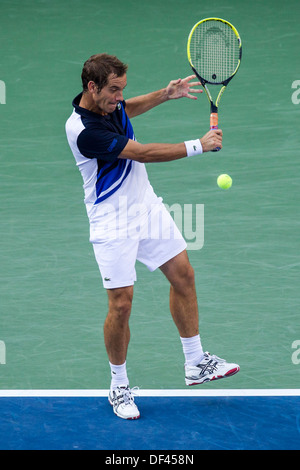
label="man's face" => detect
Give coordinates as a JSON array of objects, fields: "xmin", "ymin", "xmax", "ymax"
[{"xmin": 91, "ymin": 73, "xmax": 127, "ymax": 115}]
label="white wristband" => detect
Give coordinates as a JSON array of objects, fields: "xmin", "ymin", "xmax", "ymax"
[{"xmin": 184, "ymin": 139, "xmax": 203, "ymax": 157}]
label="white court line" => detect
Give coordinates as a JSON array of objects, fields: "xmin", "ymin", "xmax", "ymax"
[{"xmin": 0, "ymin": 389, "xmax": 299, "ymax": 397}]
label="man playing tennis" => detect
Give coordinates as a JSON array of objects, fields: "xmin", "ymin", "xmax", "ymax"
[{"xmin": 66, "ymin": 53, "xmax": 239, "ymax": 420}]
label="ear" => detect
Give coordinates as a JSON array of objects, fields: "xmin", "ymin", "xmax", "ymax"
[{"xmin": 87, "ymin": 81, "xmax": 97, "ymax": 93}]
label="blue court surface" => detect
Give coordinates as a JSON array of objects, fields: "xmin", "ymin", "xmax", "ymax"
[{"xmin": 0, "ymin": 390, "xmax": 299, "ymax": 450}]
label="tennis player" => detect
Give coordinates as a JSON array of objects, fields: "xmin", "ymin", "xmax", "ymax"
[{"xmin": 65, "ymin": 54, "xmax": 240, "ymax": 420}]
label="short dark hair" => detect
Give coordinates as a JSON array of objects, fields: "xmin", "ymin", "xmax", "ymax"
[{"xmin": 81, "ymin": 53, "xmax": 128, "ymax": 92}]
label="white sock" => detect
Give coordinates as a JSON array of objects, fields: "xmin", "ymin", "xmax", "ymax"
[
  {"xmin": 180, "ymin": 335, "xmax": 204, "ymax": 366},
  {"xmin": 109, "ymin": 361, "xmax": 129, "ymax": 390}
]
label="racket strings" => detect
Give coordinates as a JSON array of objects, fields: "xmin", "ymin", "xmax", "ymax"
[{"xmin": 190, "ymin": 20, "xmax": 240, "ymax": 84}]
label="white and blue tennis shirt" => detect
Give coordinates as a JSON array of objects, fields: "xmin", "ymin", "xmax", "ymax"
[{"xmin": 65, "ymin": 93, "xmax": 156, "ymax": 223}]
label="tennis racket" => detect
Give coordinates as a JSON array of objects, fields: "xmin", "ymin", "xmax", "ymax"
[{"xmin": 187, "ymin": 17, "xmax": 242, "ymax": 151}]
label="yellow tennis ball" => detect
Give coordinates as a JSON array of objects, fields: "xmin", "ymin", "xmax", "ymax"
[{"xmin": 217, "ymin": 174, "xmax": 232, "ymax": 189}]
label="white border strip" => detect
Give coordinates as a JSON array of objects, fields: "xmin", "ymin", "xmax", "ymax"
[{"xmin": 0, "ymin": 389, "xmax": 299, "ymax": 397}]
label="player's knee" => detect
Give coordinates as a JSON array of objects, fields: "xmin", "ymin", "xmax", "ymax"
[
  {"xmin": 108, "ymin": 289, "xmax": 133, "ymax": 320},
  {"xmin": 116, "ymin": 299, "xmax": 132, "ymax": 318},
  {"xmin": 171, "ymin": 262, "xmax": 195, "ymax": 291},
  {"xmin": 182, "ymin": 263, "xmax": 195, "ymax": 287}
]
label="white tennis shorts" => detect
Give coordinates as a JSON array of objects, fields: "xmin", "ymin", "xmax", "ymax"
[{"xmin": 91, "ymin": 200, "xmax": 187, "ymax": 289}]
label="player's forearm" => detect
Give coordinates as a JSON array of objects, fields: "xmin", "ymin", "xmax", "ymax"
[
  {"xmin": 125, "ymin": 88, "xmax": 169, "ymax": 118},
  {"xmin": 120, "ymin": 141, "xmax": 187, "ymax": 163},
  {"xmin": 119, "ymin": 130, "xmax": 222, "ymax": 162}
]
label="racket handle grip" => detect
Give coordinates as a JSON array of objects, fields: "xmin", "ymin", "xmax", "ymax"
[{"xmin": 210, "ymin": 112, "xmax": 221, "ymax": 152}]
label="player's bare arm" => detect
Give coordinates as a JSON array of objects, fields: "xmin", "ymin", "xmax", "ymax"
[
  {"xmin": 125, "ymin": 75, "xmax": 202, "ymax": 118},
  {"xmin": 119, "ymin": 129, "xmax": 222, "ymax": 163}
]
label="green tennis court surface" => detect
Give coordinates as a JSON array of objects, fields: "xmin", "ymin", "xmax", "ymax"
[{"xmin": 0, "ymin": 1, "xmax": 299, "ymax": 447}]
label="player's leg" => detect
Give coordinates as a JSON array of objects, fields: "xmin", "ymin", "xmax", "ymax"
[
  {"xmin": 105, "ymin": 286, "xmax": 133, "ymax": 366},
  {"xmin": 160, "ymin": 250, "xmax": 240, "ymax": 385},
  {"xmin": 105, "ymin": 286, "xmax": 140, "ymax": 419},
  {"xmin": 92, "ymin": 238, "xmax": 140, "ymax": 419},
  {"xmin": 159, "ymin": 249, "xmax": 199, "ymax": 338},
  {"xmin": 92, "ymin": 237, "xmax": 138, "ymax": 366}
]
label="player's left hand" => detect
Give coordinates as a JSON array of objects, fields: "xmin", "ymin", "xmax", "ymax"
[{"xmin": 166, "ymin": 75, "xmax": 203, "ymax": 100}]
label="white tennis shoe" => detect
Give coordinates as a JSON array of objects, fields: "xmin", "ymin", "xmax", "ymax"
[
  {"xmin": 185, "ymin": 352, "xmax": 240, "ymax": 386},
  {"xmin": 108, "ymin": 386, "xmax": 140, "ymax": 420}
]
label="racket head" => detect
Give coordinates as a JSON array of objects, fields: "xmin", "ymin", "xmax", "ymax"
[{"xmin": 187, "ymin": 17, "xmax": 242, "ymax": 86}]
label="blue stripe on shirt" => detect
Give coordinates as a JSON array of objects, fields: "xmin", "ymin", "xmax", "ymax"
[
  {"xmin": 95, "ymin": 159, "xmax": 132, "ymax": 204},
  {"xmin": 94, "ymin": 102, "xmax": 135, "ymax": 204}
]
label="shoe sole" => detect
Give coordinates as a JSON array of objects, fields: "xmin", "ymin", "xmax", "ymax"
[
  {"xmin": 108, "ymin": 395, "xmax": 140, "ymax": 420},
  {"xmin": 185, "ymin": 365, "xmax": 240, "ymax": 386}
]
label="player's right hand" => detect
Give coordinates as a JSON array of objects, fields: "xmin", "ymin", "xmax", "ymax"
[{"xmin": 200, "ymin": 129, "xmax": 223, "ymax": 152}]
